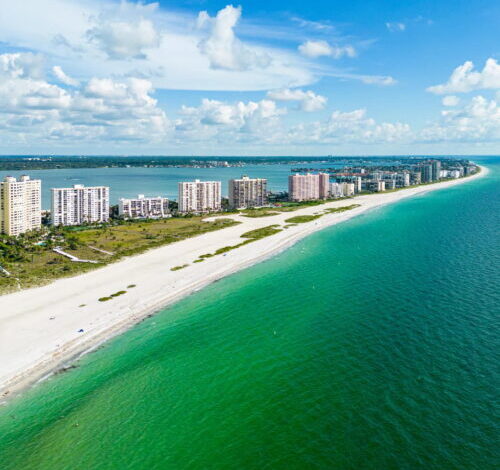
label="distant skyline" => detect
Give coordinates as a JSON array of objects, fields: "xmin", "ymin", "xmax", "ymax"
[{"xmin": 0, "ymin": 0, "xmax": 499, "ymax": 155}]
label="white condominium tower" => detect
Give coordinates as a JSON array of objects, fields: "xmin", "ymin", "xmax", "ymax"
[
  {"xmin": 228, "ymin": 176, "xmax": 268, "ymax": 209},
  {"xmin": 119, "ymin": 195, "xmax": 169, "ymax": 219},
  {"xmin": 178, "ymin": 180, "xmax": 221, "ymax": 213},
  {"xmin": 288, "ymin": 173, "xmax": 329, "ymax": 201},
  {"xmin": 0, "ymin": 175, "xmax": 41, "ymax": 236},
  {"xmin": 51, "ymin": 184, "xmax": 110, "ymax": 226}
]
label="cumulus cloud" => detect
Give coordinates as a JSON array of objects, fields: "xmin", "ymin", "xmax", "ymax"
[
  {"xmin": 266, "ymin": 88, "xmax": 327, "ymax": 112},
  {"xmin": 0, "ymin": 52, "xmax": 44, "ymax": 79},
  {"xmin": 386, "ymin": 22, "xmax": 406, "ymax": 32},
  {"xmin": 52, "ymin": 66, "xmax": 79, "ymax": 86},
  {"xmin": 0, "ymin": 53, "xmax": 168, "ymax": 143},
  {"xmin": 442, "ymin": 95, "xmax": 460, "ymax": 106},
  {"xmin": 298, "ymin": 40, "xmax": 356, "ymax": 59},
  {"xmin": 176, "ymin": 98, "xmax": 285, "ymax": 143},
  {"xmin": 87, "ymin": 18, "xmax": 160, "ymax": 59},
  {"xmin": 287, "ymin": 108, "xmax": 411, "ymax": 144},
  {"xmin": 420, "ymin": 95, "xmax": 500, "ymax": 142},
  {"xmin": 427, "ymin": 58, "xmax": 500, "ymax": 94},
  {"xmin": 197, "ymin": 5, "xmax": 271, "ymax": 71}
]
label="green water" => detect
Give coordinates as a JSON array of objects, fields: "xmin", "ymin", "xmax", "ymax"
[{"xmin": 1, "ymin": 160, "xmax": 498, "ymax": 469}]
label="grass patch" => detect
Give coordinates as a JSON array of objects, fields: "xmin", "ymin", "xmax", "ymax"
[
  {"xmin": 171, "ymin": 264, "xmax": 188, "ymax": 271},
  {"xmin": 241, "ymin": 225, "xmax": 282, "ymax": 240},
  {"xmin": 111, "ymin": 290, "xmax": 126, "ymax": 297},
  {"xmin": 193, "ymin": 259, "xmax": 205, "ymax": 263},
  {"xmin": 127, "ymin": 284, "xmax": 136, "ymax": 288},
  {"xmin": 98, "ymin": 296, "xmax": 112, "ymax": 302},
  {"xmin": 323, "ymin": 204, "xmax": 361, "ymax": 214},
  {"xmin": 284, "ymin": 214, "xmax": 323, "ymax": 224}
]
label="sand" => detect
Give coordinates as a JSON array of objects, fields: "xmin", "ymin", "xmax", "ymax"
[{"xmin": 0, "ymin": 168, "xmax": 487, "ymax": 402}]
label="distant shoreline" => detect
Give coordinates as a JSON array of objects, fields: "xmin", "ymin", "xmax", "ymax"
[{"xmin": 0, "ymin": 166, "xmax": 487, "ymax": 404}]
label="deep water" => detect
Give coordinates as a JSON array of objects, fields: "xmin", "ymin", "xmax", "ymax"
[{"xmin": 0, "ymin": 158, "xmax": 498, "ymax": 469}]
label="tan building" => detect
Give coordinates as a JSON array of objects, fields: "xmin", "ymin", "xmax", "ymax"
[
  {"xmin": 178, "ymin": 180, "xmax": 221, "ymax": 213},
  {"xmin": 119, "ymin": 195, "xmax": 169, "ymax": 219},
  {"xmin": 288, "ymin": 173, "xmax": 329, "ymax": 201},
  {"xmin": 0, "ymin": 175, "xmax": 41, "ymax": 236},
  {"xmin": 228, "ymin": 176, "xmax": 268, "ymax": 209},
  {"xmin": 51, "ymin": 185, "xmax": 109, "ymax": 226}
]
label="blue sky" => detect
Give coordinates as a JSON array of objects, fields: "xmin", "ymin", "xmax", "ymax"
[{"xmin": 0, "ymin": 0, "xmax": 499, "ymax": 155}]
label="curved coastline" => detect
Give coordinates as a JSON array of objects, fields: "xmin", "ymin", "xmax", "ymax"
[{"xmin": 0, "ymin": 166, "xmax": 488, "ymax": 403}]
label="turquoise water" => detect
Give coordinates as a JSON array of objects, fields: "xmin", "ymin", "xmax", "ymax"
[{"xmin": 0, "ymin": 159, "xmax": 498, "ymax": 469}]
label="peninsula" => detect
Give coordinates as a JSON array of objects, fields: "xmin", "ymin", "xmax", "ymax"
[{"xmin": 0, "ymin": 166, "xmax": 486, "ymax": 401}]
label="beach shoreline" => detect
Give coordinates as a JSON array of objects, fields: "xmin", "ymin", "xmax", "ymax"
[{"xmin": 0, "ymin": 167, "xmax": 487, "ymax": 404}]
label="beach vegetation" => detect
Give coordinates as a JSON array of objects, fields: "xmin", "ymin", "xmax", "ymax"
[
  {"xmin": 284, "ymin": 215, "xmax": 322, "ymax": 224},
  {"xmin": 0, "ymin": 217, "xmax": 239, "ymax": 295},
  {"xmin": 171, "ymin": 264, "xmax": 188, "ymax": 271}
]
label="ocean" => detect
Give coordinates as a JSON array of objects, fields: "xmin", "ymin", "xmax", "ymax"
[{"xmin": 0, "ymin": 157, "xmax": 498, "ymax": 469}]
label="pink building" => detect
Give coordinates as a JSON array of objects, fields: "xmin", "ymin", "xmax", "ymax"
[{"xmin": 288, "ymin": 173, "xmax": 330, "ymax": 201}]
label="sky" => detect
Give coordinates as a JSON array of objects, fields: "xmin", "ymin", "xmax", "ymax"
[{"xmin": 0, "ymin": 0, "xmax": 499, "ymax": 156}]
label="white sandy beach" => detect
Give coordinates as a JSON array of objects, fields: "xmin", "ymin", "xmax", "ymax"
[{"xmin": 0, "ymin": 168, "xmax": 487, "ymax": 401}]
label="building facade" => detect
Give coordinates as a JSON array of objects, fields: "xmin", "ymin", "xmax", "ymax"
[
  {"xmin": 178, "ymin": 180, "xmax": 221, "ymax": 213},
  {"xmin": 119, "ymin": 195, "xmax": 169, "ymax": 219},
  {"xmin": 228, "ymin": 176, "xmax": 268, "ymax": 209},
  {"xmin": 51, "ymin": 185, "xmax": 110, "ymax": 226},
  {"xmin": 0, "ymin": 175, "xmax": 41, "ymax": 236},
  {"xmin": 330, "ymin": 182, "xmax": 355, "ymax": 197},
  {"xmin": 288, "ymin": 173, "xmax": 329, "ymax": 201}
]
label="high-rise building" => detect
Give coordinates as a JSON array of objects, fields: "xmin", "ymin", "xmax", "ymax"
[
  {"xmin": 228, "ymin": 176, "xmax": 268, "ymax": 209},
  {"xmin": 420, "ymin": 164, "xmax": 433, "ymax": 183},
  {"xmin": 51, "ymin": 185, "xmax": 109, "ymax": 226},
  {"xmin": 431, "ymin": 160, "xmax": 441, "ymax": 181},
  {"xmin": 119, "ymin": 195, "xmax": 169, "ymax": 219},
  {"xmin": 288, "ymin": 173, "xmax": 329, "ymax": 201},
  {"xmin": 178, "ymin": 180, "xmax": 221, "ymax": 213},
  {"xmin": 0, "ymin": 175, "xmax": 41, "ymax": 236}
]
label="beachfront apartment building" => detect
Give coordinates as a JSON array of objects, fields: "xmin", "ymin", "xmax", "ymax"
[
  {"xmin": 330, "ymin": 182, "xmax": 355, "ymax": 198},
  {"xmin": 288, "ymin": 173, "xmax": 330, "ymax": 201},
  {"xmin": 432, "ymin": 160, "xmax": 441, "ymax": 181},
  {"xmin": 51, "ymin": 184, "xmax": 110, "ymax": 226},
  {"xmin": 0, "ymin": 175, "xmax": 41, "ymax": 236},
  {"xmin": 228, "ymin": 176, "xmax": 268, "ymax": 209},
  {"xmin": 178, "ymin": 180, "xmax": 221, "ymax": 213},
  {"xmin": 364, "ymin": 180, "xmax": 386, "ymax": 192},
  {"xmin": 119, "ymin": 195, "xmax": 169, "ymax": 219}
]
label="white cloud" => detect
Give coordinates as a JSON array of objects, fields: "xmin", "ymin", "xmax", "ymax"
[
  {"xmin": 287, "ymin": 108, "xmax": 411, "ymax": 144},
  {"xmin": 298, "ymin": 40, "xmax": 356, "ymax": 59},
  {"xmin": 325, "ymin": 71, "xmax": 396, "ymax": 86},
  {"xmin": 427, "ymin": 58, "xmax": 500, "ymax": 94},
  {"xmin": 442, "ymin": 95, "xmax": 460, "ymax": 106},
  {"xmin": 290, "ymin": 17, "xmax": 333, "ymax": 31},
  {"xmin": 267, "ymin": 88, "xmax": 327, "ymax": 112},
  {"xmin": 386, "ymin": 22, "xmax": 406, "ymax": 32},
  {"xmin": 52, "ymin": 66, "xmax": 79, "ymax": 86},
  {"xmin": 0, "ymin": 53, "xmax": 169, "ymax": 143},
  {"xmin": 176, "ymin": 98, "xmax": 285, "ymax": 143},
  {"xmin": 0, "ymin": 52, "xmax": 44, "ymax": 79},
  {"xmin": 197, "ymin": 5, "xmax": 271, "ymax": 71},
  {"xmin": 87, "ymin": 18, "xmax": 160, "ymax": 60},
  {"xmin": 420, "ymin": 95, "xmax": 500, "ymax": 142}
]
